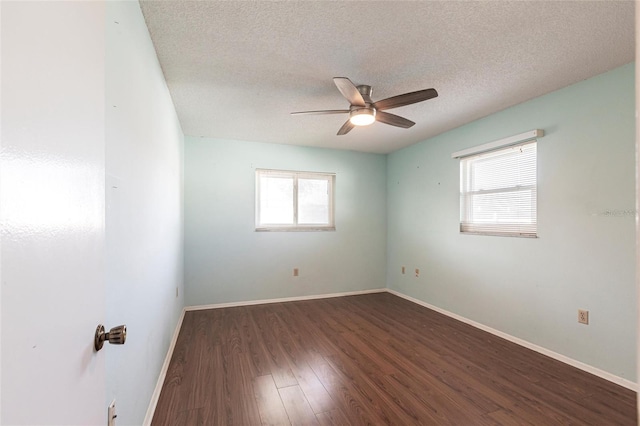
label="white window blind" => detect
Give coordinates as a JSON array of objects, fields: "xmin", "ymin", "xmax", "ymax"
[{"xmin": 459, "ymin": 141, "xmax": 537, "ymax": 237}]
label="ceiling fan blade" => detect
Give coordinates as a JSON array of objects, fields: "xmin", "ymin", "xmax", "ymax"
[
  {"xmin": 337, "ymin": 119, "xmax": 355, "ymax": 135},
  {"xmin": 291, "ymin": 109, "xmax": 349, "ymax": 115},
  {"xmin": 373, "ymin": 88, "xmax": 438, "ymax": 111},
  {"xmin": 333, "ymin": 77, "xmax": 366, "ymax": 107},
  {"xmin": 376, "ymin": 111, "xmax": 415, "ymax": 129}
]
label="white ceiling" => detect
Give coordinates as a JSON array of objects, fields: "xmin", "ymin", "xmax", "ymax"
[{"xmin": 139, "ymin": 1, "xmax": 634, "ymax": 154}]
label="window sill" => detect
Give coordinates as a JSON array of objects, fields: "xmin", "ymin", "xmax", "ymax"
[
  {"xmin": 255, "ymin": 226, "xmax": 336, "ymax": 232},
  {"xmin": 460, "ymin": 231, "xmax": 537, "ymax": 238}
]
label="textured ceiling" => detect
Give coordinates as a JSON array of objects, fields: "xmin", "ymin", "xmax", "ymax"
[{"xmin": 139, "ymin": 1, "xmax": 634, "ymax": 154}]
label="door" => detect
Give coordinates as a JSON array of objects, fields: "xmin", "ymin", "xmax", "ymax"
[{"xmin": 1, "ymin": 2, "xmax": 107, "ymax": 424}]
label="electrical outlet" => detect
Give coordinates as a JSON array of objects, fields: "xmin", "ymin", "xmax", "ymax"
[
  {"xmin": 578, "ymin": 309, "xmax": 589, "ymax": 325},
  {"xmin": 293, "ymin": 268, "xmax": 299, "ymax": 277},
  {"xmin": 415, "ymin": 268, "xmax": 420, "ymax": 278},
  {"xmin": 108, "ymin": 400, "xmax": 117, "ymax": 426},
  {"xmin": 401, "ymin": 266, "xmax": 405, "ymax": 274}
]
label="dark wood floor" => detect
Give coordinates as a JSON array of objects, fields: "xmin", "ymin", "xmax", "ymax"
[{"xmin": 152, "ymin": 292, "xmax": 637, "ymax": 425}]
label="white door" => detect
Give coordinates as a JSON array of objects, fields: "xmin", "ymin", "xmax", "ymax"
[{"xmin": 1, "ymin": 2, "xmax": 107, "ymax": 424}]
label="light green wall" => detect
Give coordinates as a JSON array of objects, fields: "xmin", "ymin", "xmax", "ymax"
[
  {"xmin": 387, "ymin": 63, "xmax": 636, "ymax": 380},
  {"xmin": 106, "ymin": 2, "xmax": 184, "ymax": 424},
  {"xmin": 184, "ymin": 138, "xmax": 387, "ymax": 306}
]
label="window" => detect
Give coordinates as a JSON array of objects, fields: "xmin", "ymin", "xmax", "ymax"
[
  {"xmin": 458, "ymin": 140, "xmax": 537, "ymax": 237},
  {"xmin": 256, "ymin": 169, "xmax": 335, "ymax": 231}
]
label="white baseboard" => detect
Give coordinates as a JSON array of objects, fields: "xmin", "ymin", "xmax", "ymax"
[
  {"xmin": 185, "ymin": 288, "xmax": 387, "ymax": 311},
  {"xmin": 386, "ymin": 288, "xmax": 638, "ymax": 392},
  {"xmin": 143, "ymin": 308, "xmax": 186, "ymax": 426}
]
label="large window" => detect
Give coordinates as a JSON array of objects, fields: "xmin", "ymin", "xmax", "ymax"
[
  {"xmin": 459, "ymin": 140, "xmax": 537, "ymax": 237},
  {"xmin": 256, "ymin": 169, "xmax": 335, "ymax": 231}
]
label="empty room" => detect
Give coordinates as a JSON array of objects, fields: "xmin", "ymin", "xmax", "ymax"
[{"xmin": 1, "ymin": 1, "xmax": 637, "ymax": 425}]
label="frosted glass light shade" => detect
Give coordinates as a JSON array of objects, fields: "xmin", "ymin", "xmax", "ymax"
[{"xmin": 349, "ymin": 108, "xmax": 376, "ymax": 126}]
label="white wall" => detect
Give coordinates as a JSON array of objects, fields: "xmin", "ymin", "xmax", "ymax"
[
  {"xmin": 387, "ymin": 63, "xmax": 636, "ymax": 381},
  {"xmin": 1, "ymin": 2, "xmax": 107, "ymax": 424},
  {"xmin": 184, "ymin": 138, "xmax": 386, "ymax": 306},
  {"xmin": 105, "ymin": 2, "xmax": 184, "ymax": 425}
]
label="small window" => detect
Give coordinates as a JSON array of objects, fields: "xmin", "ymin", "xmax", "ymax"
[
  {"xmin": 256, "ymin": 169, "xmax": 335, "ymax": 231},
  {"xmin": 459, "ymin": 141, "xmax": 537, "ymax": 237}
]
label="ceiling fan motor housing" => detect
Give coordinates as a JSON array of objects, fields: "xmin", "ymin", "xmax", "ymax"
[
  {"xmin": 357, "ymin": 85, "xmax": 373, "ymax": 103},
  {"xmin": 349, "ymin": 85, "xmax": 376, "ymax": 125}
]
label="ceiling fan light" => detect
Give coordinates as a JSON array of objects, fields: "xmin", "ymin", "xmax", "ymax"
[{"xmin": 349, "ymin": 108, "xmax": 376, "ymax": 126}]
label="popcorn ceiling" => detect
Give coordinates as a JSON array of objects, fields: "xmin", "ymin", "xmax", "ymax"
[{"xmin": 139, "ymin": 1, "xmax": 633, "ymax": 154}]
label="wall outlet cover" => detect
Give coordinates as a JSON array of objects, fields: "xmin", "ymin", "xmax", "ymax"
[
  {"xmin": 578, "ymin": 309, "xmax": 589, "ymax": 325},
  {"xmin": 108, "ymin": 400, "xmax": 116, "ymax": 426}
]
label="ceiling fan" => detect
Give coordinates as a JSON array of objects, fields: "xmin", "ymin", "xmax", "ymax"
[{"xmin": 291, "ymin": 77, "xmax": 438, "ymax": 135}]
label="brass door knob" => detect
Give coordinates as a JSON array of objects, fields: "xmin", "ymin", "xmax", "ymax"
[{"xmin": 94, "ymin": 324, "xmax": 127, "ymax": 351}]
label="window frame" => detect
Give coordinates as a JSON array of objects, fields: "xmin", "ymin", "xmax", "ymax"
[
  {"xmin": 454, "ymin": 131, "xmax": 541, "ymax": 238},
  {"xmin": 255, "ymin": 168, "xmax": 335, "ymax": 232}
]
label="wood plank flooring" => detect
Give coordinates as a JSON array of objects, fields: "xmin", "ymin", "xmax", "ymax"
[{"xmin": 152, "ymin": 293, "xmax": 637, "ymax": 425}]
